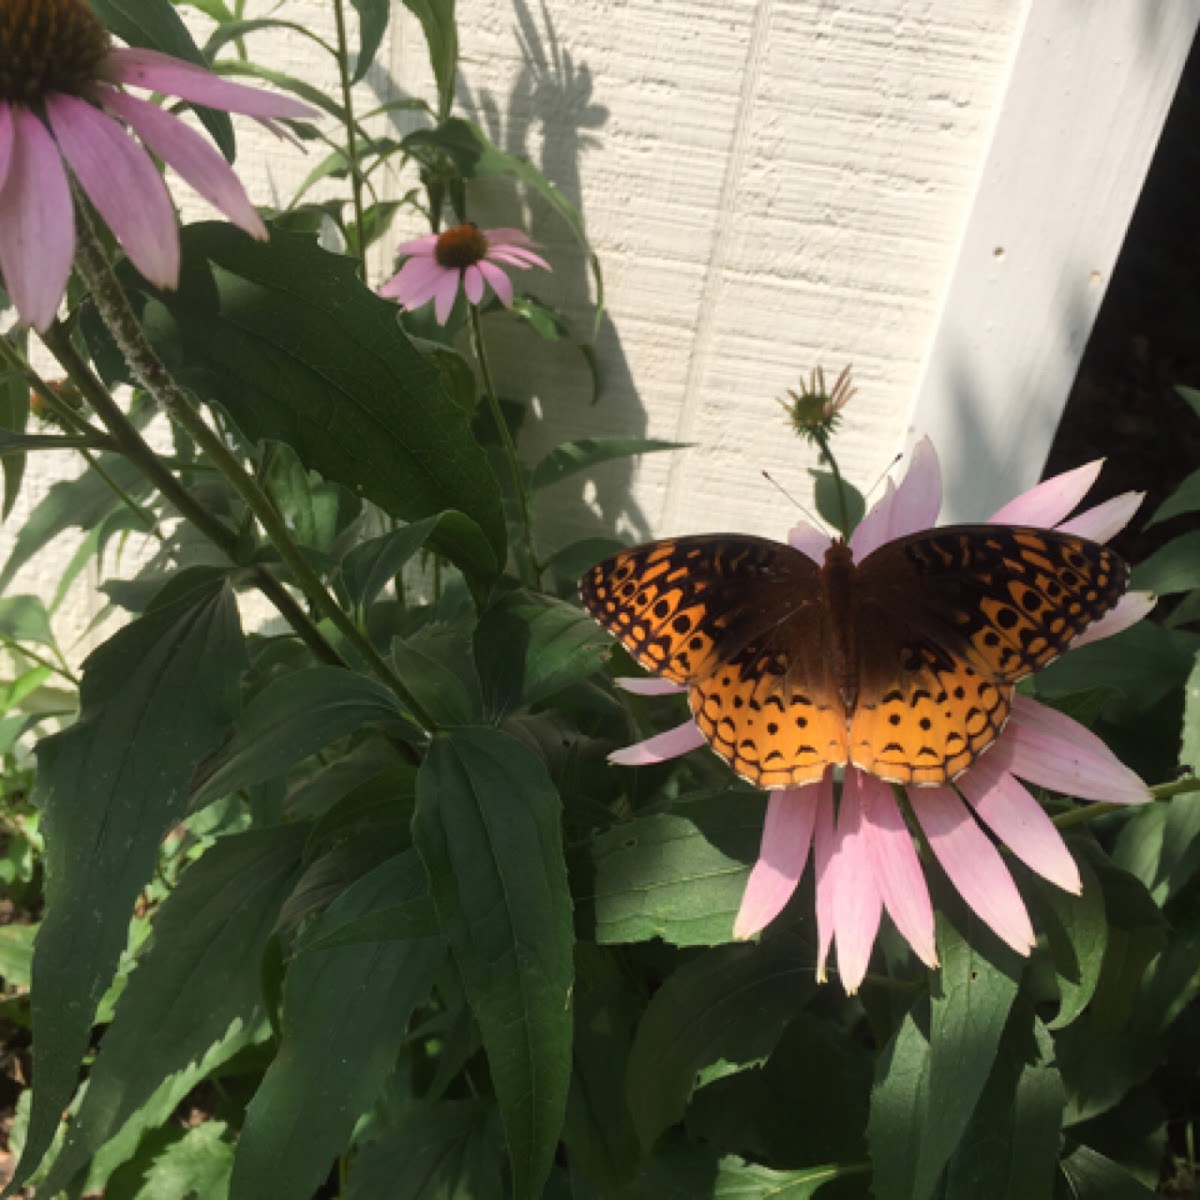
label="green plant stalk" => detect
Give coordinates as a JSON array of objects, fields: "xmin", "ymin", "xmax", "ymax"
[
  {"xmin": 468, "ymin": 303, "xmax": 539, "ymax": 585},
  {"xmin": 331, "ymin": 0, "xmax": 367, "ymax": 269},
  {"xmin": 0, "ymin": 635, "xmax": 80, "ymax": 688},
  {"xmin": 1052, "ymin": 775, "xmax": 1200, "ymax": 829},
  {"xmin": 40, "ymin": 323, "xmax": 345, "ymax": 672},
  {"xmin": 814, "ymin": 427, "xmax": 851, "ymax": 539},
  {"xmin": 66, "ymin": 215, "xmax": 435, "ymax": 727}
]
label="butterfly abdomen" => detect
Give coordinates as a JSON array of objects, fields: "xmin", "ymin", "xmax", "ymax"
[{"xmin": 820, "ymin": 540, "xmax": 860, "ymax": 713}]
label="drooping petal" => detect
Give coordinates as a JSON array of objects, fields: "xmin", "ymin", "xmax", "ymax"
[
  {"xmin": 608, "ymin": 720, "xmax": 706, "ymax": 766},
  {"xmin": 46, "ymin": 94, "xmax": 178, "ymax": 289},
  {"xmin": 812, "ymin": 774, "xmax": 837, "ymax": 982},
  {"xmin": 0, "ymin": 105, "xmax": 13, "ymax": 190},
  {"xmin": 432, "ymin": 268, "xmax": 461, "ymax": 324},
  {"xmin": 912, "ymin": 786, "xmax": 1037, "ymax": 955},
  {"xmin": 995, "ymin": 696, "xmax": 1151, "ymax": 805},
  {"xmin": 787, "ymin": 520, "xmax": 832, "ymax": 562},
  {"xmin": 462, "ymin": 263, "xmax": 485, "ymax": 305},
  {"xmin": 378, "ymin": 254, "xmax": 445, "ymax": 303},
  {"xmin": 1071, "ymin": 591, "xmax": 1156, "ymax": 648},
  {"xmin": 1056, "ymin": 491, "xmax": 1144, "ymax": 543},
  {"xmin": 100, "ymin": 88, "xmax": 266, "ymax": 239},
  {"xmin": 477, "ymin": 259, "xmax": 514, "ymax": 307},
  {"xmin": 393, "ymin": 233, "xmax": 439, "ymax": 256},
  {"xmin": 847, "ymin": 479, "xmax": 895, "ymax": 560},
  {"xmin": 829, "ymin": 770, "xmax": 883, "ymax": 992},
  {"xmin": 488, "ymin": 244, "xmax": 552, "ymax": 271},
  {"xmin": 105, "ymin": 48, "xmax": 316, "ymax": 120},
  {"xmin": 0, "ymin": 107, "xmax": 74, "ymax": 331},
  {"xmin": 614, "ymin": 677, "xmax": 686, "ymax": 696},
  {"xmin": 958, "ymin": 752, "xmax": 1081, "ymax": 893},
  {"xmin": 988, "ymin": 459, "xmax": 1104, "ymax": 527},
  {"xmin": 733, "ymin": 786, "xmax": 819, "ymax": 938},
  {"xmin": 859, "ymin": 774, "xmax": 938, "ymax": 967},
  {"xmin": 484, "ymin": 227, "xmax": 535, "ymax": 247}
]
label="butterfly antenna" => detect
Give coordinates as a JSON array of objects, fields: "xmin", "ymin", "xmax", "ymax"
[{"xmin": 761, "ymin": 470, "xmax": 835, "ymax": 535}]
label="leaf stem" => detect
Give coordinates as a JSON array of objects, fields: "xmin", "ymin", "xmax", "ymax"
[
  {"xmin": 814, "ymin": 428, "xmax": 851, "ymax": 539},
  {"xmin": 331, "ymin": 0, "xmax": 367, "ymax": 271}
]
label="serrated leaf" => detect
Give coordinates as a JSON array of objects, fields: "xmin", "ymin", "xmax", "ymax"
[
  {"xmin": 620, "ymin": 1146, "xmax": 853, "ymax": 1199},
  {"xmin": 231, "ymin": 852, "xmax": 445, "ymax": 1200},
  {"xmin": 575, "ymin": 791, "xmax": 763, "ymax": 947},
  {"xmin": 414, "ymin": 728, "xmax": 573, "ymax": 1200},
  {"xmin": 530, "ymin": 437, "xmax": 683, "ymax": 492},
  {"xmin": 400, "ymin": 0, "xmax": 457, "ymax": 118},
  {"xmin": 138, "ymin": 1121, "xmax": 235, "ymax": 1200},
  {"xmin": 626, "ymin": 934, "xmax": 815, "ymax": 1149},
  {"xmin": 190, "ymin": 666, "xmax": 403, "ymax": 808},
  {"xmin": 14, "ymin": 580, "xmax": 245, "ymax": 1188},
  {"xmin": 108, "ymin": 223, "xmax": 507, "ymax": 569}
]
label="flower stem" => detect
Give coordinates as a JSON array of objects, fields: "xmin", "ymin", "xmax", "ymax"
[
  {"xmin": 1051, "ymin": 776, "xmax": 1200, "ymax": 829},
  {"xmin": 814, "ymin": 428, "xmax": 851, "ymax": 539},
  {"xmin": 468, "ymin": 304, "xmax": 540, "ymax": 584},
  {"xmin": 331, "ymin": 0, "xmax": 367, "ymax": 271}
]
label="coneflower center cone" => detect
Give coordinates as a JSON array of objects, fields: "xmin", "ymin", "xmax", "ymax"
[{"xmin": 0, "ymin": 0, "xmax": 111, "ymax": 103}]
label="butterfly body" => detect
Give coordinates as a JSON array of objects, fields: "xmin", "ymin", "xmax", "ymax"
[{"xmin": 581, "ymin": 526, "xmax": 1129, "ymax": 789}]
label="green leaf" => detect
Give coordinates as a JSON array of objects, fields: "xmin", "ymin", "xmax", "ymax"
[
  {"xmin": 349, "ymin": 0, "xmax": 391, "ymax": 81},
  {"xmin": 231, "ymin": 852, "xmax": 445, "ymax": 1200},
  {"xmin": 346, "ymin": 1101, "xmax": 504, "ymax": 1200},
  {"xmin": 0, "ymin": 357, "xmax": 28, "ymax": 520},
  {"xmin": 113, "ymin": 223, "xmax": 507, "ymax": 568},
  {"xmin": 190, "ymin": 666, "xmax": 402, "ymax": 808},
  {"xmin": 1058, "ymin": 1145, "xmax": 1157, "ymax": 1198},
  {"xmin": 138, "ymin": 1122, "xmax": 235, "ymax": 1200},
  {"xmin": 0, "ymin": 595, "xmax": 55, "ymax": 647},
  {"xmin": 414, "ymin": 728, "xmax": 574, "ymax": 1200},
  {"xmin": 530, "ymin": 437, "xmax": 683, "ymax": 492},
  {"xmin": 400, "ymin": 0, "xmax": 457, "ymax": 119},
  {"xmin": 1147, "ymin": 466, "xmax": 1200, "ymax": 526},
  {"xmin": 1113, "ymin": 786, "xmax": 1200, "ymax": 904},
  {"xmin": 620, "ymin": 1146, "xmax": 855, "ymax": 1199},
  {"xmin": 40, "ymin": 825, "xmax": 307, "ymax": 1195},
  {"xmin": 575, "ymin": 791, "xmax": 763, "ymax": 947},
  {"xmin": 262, "ymin": 441, "xmax": 361, "ymax": 555},
  {"xmin": 1176, "ymin": 384, "xmax": 1200, "ymax": 421},
  {"xmin": 391, "ymin": 625, "xmax": 483, "ymax": 726},
  {"xmin": 0, "ymin": 924, "xmax": 35, "ymax": 988},
  {"xmin": 14, "ymin": 580, "xmax": 245, "ymax": 1188},
  {"xmin": 507, "ymin": 296, "xmax": 601, "ymax": 403},
  {"xmin": 625, "ymin": 934, "xmax": 815, "ymax": 1150},
  {"xmin": 474, "ymin": 589, "xmax": 612, "ymax": 717},
  {"xmin": 810, "ymin": 469, "xmax": 865, "ymax": 536},
  {"xmin": 1131, "ymin": 530, "xmax": 1200, "ymax": 595},
  {"xmin": 90, "ymin": 0, "xmax": 235, "ymax": 156},
  {"xmin": 1182, "ymin": 649, "xmax": 1200, "ymax": 776},
  {"xmin": 868, "ymin": 916, "xmax": 1021, "ymax": 1200}
]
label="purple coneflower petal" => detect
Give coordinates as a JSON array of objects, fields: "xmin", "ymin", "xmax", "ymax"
[
  {"xmin": 988, "ymin": 459, "xmax": 1103, "ymax": 527},
  {"xmin": 829, "ymin": 770, "xmax": 884, "ymax": 992},
  {"xmin": 100, "ymin": 88, "xmax": 266, "ymax": 240},
  {"xmin": 433, "ymin": 269, "xmax": 461, "ymax": 324},
  {"xmin": 1056, "ymin": 491, "xmax": 1144, "ymax": 543},
  {"xmin": 394, "ymin": 233, "xmax": 439, "ymax": 256},
  {"xmin": 46, "ymin": 95, "xmax": 178, "ymax": 290},
  {"xmin": 848, "ymin": 479, "xmax": 895, "ymax": 560},
  {"xmin": 811, "ymin": 777, "xmax": 837, "ymax": 981},
  {"xmin": 851, "ymin": 439, "xmax": 941, "ymax": 557},
  {"xmin": 614, "ymin": 677, "xmax": 686, "ymax": 696},
  {"xmin": 477, "ymin": 260, "xmax": 514, "ymax": 308},
  {"xmin": 733, "ymin": 785, "xmax": 819, "ymax": 939},
  {"xmin": 997, "ymin": 696, "xmax": 1151, "ymax": 805},
  {"xmin": 0, "ymin": 107, "xmax": 74, "ymax": 331},
  {"xmin": 485, "ymin": 227, "xmax": 535, "ymax": 247},
  {"xmin": 607, "ymin": 719, "xmax": 706, "ymax": 767},
  {"xmin": 859, "ymin": 773, "xmax": 938, "ymax": 967},
  {"xmin": 958, "ymin": 753, "xmax": 1081, "ymax": 893},
  {"xmin": 488, "ymin": 245, "xmax": 552, "ymax": 271},
  {"xmin": 0, "ymin": 106, "xmax": 12, "ymax": 188},
  {"xmin": 105, "ymin": 48, "xmax": 315, "ymax": 121},
  {"xmin": 913, "ymin": 786, "xmax": 1037, "ymax": 955},
  {"xmin": 463, "ymin": 263, "xmax": 485, "ymax": 305},
  {"xmin": 379, "ymin": 254, "xmax": 445, "ymax": 303},
  {"xmin": 1072, "ymin": 591, "xmax": 1156, "ymax": 649},
  {"xmin": 787, "ymin": 521, "xmax": 832, "ymax": 562}
]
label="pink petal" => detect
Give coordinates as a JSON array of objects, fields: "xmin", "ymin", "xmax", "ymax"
[
  {"xmin": 958, "ymin": 752, "xmax": 1081, "ymax": 893},
  {"xmin": 477, "ymin": 260, "xmax": 514, "ymax": 307},
  {"xmin": 830, "ymin": 770, "xmax": 883, "ymax": 993},
  {"xmin": 614, "ymin": 677, "xmax": 686, "ymax": 696},
  {"xmin": 488, "ymin": 245, "xmax": 552, "ymax": 271},
  {"xmin": 379, "ymin": 254, "xmax": 445, "ymax": 304},
  {"xmin": 848, "ymin": 479, "xmax": 895, "ymax": 560},
  {"xmin": 46, "ymin": 94, "xmax": 178, "ymax": 290},
  {"xmin": 393, "ymin": 233, "xmax": 439, "ymax": 256},
  {"xmin": 608, "ymin": 719, "xmax": 706, "ymax": 766},
  {"xmin": 1056, "ymin": 491, "xmax": 1144, "ymax": 543},
  {"xmin": 733, "ymin": 785, "xmax": 819, "ymax": 939},
  {"xmin": 0, "ymin": 107, "xmax": 74, "ymax": 331},
  {"xmin": 988, "ymin": 459, "xmax": 1104, "ymax": 527},
  {"xmin": 433, "ymin": 268, "xmax": 461, "ymax": 324},
  {"xmin": 100, "ymin": 88, "xmax": 265, "ymax": 239},
  {"xmin": 1072, "ymin": 591, "xmax": 1155, "ymax": 649},
  {"xmin": 812, "ymin": 777, "xmax": 837, "ymax": 982},
  {"xmin": 859, "ymin": 774, "xmax": 938, "ymax": 967},
  {"xmin": 482, "ymin": 226, "xmax": 535, "ymax": 247},
  {"xmin": 105, "ymin": 48, "xmax": 316, "ymax": 120},
  {"xmin": 462, "ymin": 263, "xmax": 485, "ymax": 304},
  {"xmin": 0, "ymin": 104, "xmax": 12, "ymax": 189},
  {"xmin": 787, "ymin": 520, "xmax": 832, "ymax": 562},
  {"xmin": 852, "ymin": 439, "xmax": 942, "ymax": 557},
  {"xmin": 912, "ymin": 786, "xmax": 1037, "ymax": 955},
  {"xmin": 994, "ymin": 696, "xmax": 1151, "ymax": 805}
]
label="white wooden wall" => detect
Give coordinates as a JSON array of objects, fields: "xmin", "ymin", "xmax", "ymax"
[{"xmin": 3, "ymin": 0, "xmax": 1196, "ymax": 651}]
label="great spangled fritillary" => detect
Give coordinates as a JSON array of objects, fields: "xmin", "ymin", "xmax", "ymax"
[{"xmin": 580, "ymin": 527, "xmax": 1129, "ymax": 788}]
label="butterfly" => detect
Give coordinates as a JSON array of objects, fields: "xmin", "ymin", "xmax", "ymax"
[{"xmin": 580, "ymin": 527, "xmax": 1129, "ymax": 789}]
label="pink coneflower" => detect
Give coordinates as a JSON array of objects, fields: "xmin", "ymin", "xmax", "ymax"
[
  {"xmin": 609, "ymin": 441, "xmax": 1155, "ymax": 992},
  {"xmin": 380, "ymin": 223, "xmax": 551, "ymax": 324},
  {"xmin": 0, "ymin": 0, "xmax": 315, "ymax": 331}
]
